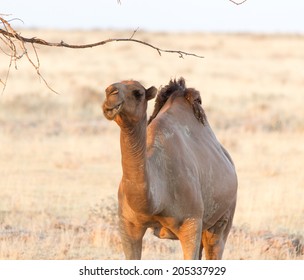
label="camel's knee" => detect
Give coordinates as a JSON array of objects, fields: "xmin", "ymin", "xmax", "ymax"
[
  {"xmin": 204, "ymin": 215, "xmax": 230, "ymax": 244},
  {"xmin": 212, "ymin": 216, "xmax": 230, "ymax": 234}
]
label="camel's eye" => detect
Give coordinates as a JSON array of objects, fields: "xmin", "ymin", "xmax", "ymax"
[{"xmin": 132, "ymin": 89, "xmax": 142, "ymax": 100}]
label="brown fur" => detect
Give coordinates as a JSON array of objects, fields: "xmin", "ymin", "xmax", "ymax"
[{"xmin": 148, "ymin": 78, "xmax": 207, "ymax": 125}]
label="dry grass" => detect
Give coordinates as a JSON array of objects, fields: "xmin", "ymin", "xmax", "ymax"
[{"xmin": 0, "ymin": 30, "xmax": 303, "ymax": 259}]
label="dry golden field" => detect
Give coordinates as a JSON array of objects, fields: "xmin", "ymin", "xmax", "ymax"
[{"xmin": 0, "ymin": 29, "xmax": 303, "ymax": 259}]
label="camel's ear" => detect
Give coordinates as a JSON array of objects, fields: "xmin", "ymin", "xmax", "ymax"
[{"xmin": 146, "ymin": 86, "xmax": 157, "ymax": 101}]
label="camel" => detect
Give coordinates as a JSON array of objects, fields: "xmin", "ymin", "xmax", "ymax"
[{"xmin": 102, "ymin": 78, "xmax": 237, "ymax": 260}]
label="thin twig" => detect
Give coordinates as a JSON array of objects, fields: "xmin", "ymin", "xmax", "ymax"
[
  {"xmin": 229, "ymin": 0, "xmax": 247, "ymax": 5},
  {"xmin": 0, "ymin": 27, "xmax": 204, "ymax": 58},
  {"xmin": 129, "ymin": 27, "xmax": 139, "ymax": 40},
  {"xmin": 1, "ymin": 17, "xmax": 60, "ymax": 94},
  {"xmin": 0, "ymin": 51, "xmax": 13, "ymax": 94}
]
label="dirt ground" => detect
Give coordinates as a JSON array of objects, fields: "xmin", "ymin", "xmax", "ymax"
[{"xmin": 0, "ymin": 29, "xmax": 303, "ymax": 259}]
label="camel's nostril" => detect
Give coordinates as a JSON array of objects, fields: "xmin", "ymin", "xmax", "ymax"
[
  {"xmin": 106, "ymin": 85, "xmax": 119, "ymax": 97},
  {"xmin": 109, "ymin": 89, "xmax": 119, "ymax": 96}
]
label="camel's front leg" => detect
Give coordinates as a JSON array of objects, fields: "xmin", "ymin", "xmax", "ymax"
[
  {"xmin": 178, "ymin": 218, "xmax": 203, "ymax": 260},
  {"xmin": 119, "ymin": 217, "xmax": 147, "ymax": 260}
]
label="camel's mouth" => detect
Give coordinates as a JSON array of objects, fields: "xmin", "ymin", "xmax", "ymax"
[{"xmin": 103, "ymin": 102, "xmax": 123, "ymax": 120}]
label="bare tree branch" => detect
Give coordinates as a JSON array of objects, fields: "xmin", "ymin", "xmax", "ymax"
[
  {"xmin": 0, "ymin": 15, "xmax": 204, "ymax": 93},
  {"xmin": 0, "ymin": 27, "xmax": 204, "ymax": 58},
  {"xmin": 0, "ymin": 16, "xmax": 62, "ymax": 93},
  {"xmin": 229, "ymin": 0, "xmax": 247, "ymax": 5}
]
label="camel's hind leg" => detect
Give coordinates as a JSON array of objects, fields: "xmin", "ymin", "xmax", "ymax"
[{"xmin": 202, "ymin": 205, "xmax": 236, "ymax": 260}]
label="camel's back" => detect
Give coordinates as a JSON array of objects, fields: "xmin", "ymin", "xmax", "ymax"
[
  {"xmin": 147, "ymin": 96, "xmax": 237, "ymax": 224},
  {"xmin": 148, "ymin": 96, "xmax": 233, "ymax": 171}
]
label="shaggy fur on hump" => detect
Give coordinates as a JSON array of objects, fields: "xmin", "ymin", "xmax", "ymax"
[{"xmin": 148, "ymin": 77, "xmax": 207, "ymax": 125}]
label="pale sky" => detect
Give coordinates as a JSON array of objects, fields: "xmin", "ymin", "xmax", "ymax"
[{"xmin": 1, "ymin": 0, "xmax": 304, "ymax": 33}]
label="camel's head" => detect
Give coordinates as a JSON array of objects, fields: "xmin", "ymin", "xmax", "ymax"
[{"xmin": 103, "ymin": 80, "xmax": 157, "ymax": 125}]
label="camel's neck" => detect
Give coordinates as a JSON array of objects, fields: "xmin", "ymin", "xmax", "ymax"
[{"xmin": 119, "ymin": 116, "xmax": 150, "ymax": 212}]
